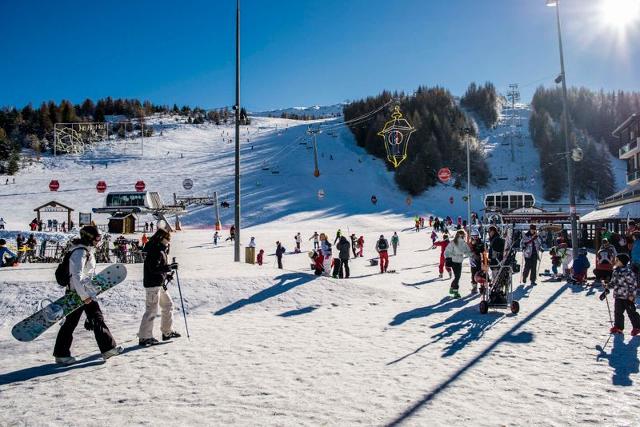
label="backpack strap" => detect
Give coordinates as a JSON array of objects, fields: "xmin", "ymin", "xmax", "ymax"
[{"xmin": 65, "ymin": 247, "xmax": 89, "ymax": 290}]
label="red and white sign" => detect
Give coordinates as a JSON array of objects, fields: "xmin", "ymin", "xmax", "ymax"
[
  {"xmin": 49, "ymin": 180, "xmax": 60, "ymax": 192},
  {"xmin": 135, "ymin": 180, "xmax": 146, "ymax": 192},
  {"xmin": 438, "ymin": 168, "xmax": 452, "ymax": 183},
  {"xmin": 96, "ymin": 180, "xmax": 107, "ymax": 193}
]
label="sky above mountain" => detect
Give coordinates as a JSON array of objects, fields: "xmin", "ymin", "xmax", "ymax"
[{"xmin": 1, "ymin": 0, "xmax": 638, "ymax": 110}]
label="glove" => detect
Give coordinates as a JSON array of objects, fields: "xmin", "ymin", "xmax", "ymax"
[
  {"xmin": 169, "ymin": 262, "xmax": 179, "ymax": 270},
  {"xmin": 84, "ymin": 317, "xmax": 95, "ymax": 331},
  {"xmin": 599, "ymin": 288, "xmax": 610, "ymax": 301},
  {"xmin": 166, "ymin": 272, "xmax": 175, "ymax": 282}
]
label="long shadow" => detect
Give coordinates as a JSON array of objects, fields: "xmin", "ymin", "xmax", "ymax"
[
  {"xmin": 279, "ymin": 306, "xmax": 319, "ymax": 317},
  {"xmin": 0, "ymin": 354, "xmax": 104, "ymax": 386},
  {"xmin": 389, "ymin": 294, "xmax": 476, "ymax": 327},
  {"xmin": 214, "ymin": 273, "xmax": 317, "ymax": 316},
  {"xmin": 402, "ymin": 278, "xmax": 441, "ymax": 287},
  {"xmin": 386, "ymin": 284, "xmax": 569, "ymax": 426},
  {"xmin": 598, "ymin": 335, "xmax": 640, "ymax": 386}
]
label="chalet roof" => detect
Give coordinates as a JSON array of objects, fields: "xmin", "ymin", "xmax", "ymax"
[
  {"xmin": 33, "ymin": 201, "xmax": 74, "ymax": 212},
  {"xmin": 581, "ymin": 201, "xmax": 640, "ymax": 223}
]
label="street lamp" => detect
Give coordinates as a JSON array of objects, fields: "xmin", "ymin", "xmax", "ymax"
[
  {"xmin": 234, "ymin": 0, "xmax": 241, "ymax": 262},
  {"xmin": 546, "ymin": 0, "xmax": 579, "ymax": 252},
  {"xmin": 462, "ymin": 127, "xmax": 473, "ymax": 229}
]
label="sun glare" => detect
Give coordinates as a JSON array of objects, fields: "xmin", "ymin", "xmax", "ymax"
[{"xmin": 601, "ymin": 0, "xmax": 640, "ymax": 27}]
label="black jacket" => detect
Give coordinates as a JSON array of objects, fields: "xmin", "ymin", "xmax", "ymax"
[
  {"xmin": 143, "ymin": 240, "xmax": 171, "ymax": 288},
  {"xmin": 276, "ymin": 244, "xmax": 285, "ymax": 258},
  {"xmin": 488, "ymin": 235, "xmax": 505, "ymax": 266},
  {"xmin": 337, "ymin": 236, "xmax": 351, "ymax": 260}
]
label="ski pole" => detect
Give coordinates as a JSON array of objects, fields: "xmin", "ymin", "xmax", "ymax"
[
  {"xmin": 172, "ymin": 257, "xmax": 191, "ymax": 340},
  {"xmin": 604, "ymin": 292, "xmax": 613, "ymax": 327}
]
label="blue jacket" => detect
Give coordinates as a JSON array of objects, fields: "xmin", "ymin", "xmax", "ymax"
[
  {"xmin": 632, "ymin": 240, "xmax": 640, "ymax": 264},
  {"xmin": 0, "ymin": 246, "xmax": 17, "ymax": 261},
  {"xmin": 572, "ymin": 254, "xmax": 590, "ymax": 274}
]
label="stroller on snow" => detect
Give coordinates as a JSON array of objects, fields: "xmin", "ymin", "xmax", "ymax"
[{"xmin": 479, "ymin": 243, "xmax": 520, "ymax": 315}]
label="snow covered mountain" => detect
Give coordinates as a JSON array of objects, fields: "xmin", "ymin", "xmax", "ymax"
[{"xmin": 252, "ymin": 103, "xmax": 345, "ymax": 119}]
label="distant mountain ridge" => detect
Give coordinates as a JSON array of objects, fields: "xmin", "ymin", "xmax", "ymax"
[{"xmin": 252, "ymin": 103, "xmax": 345, "ymax": 119}]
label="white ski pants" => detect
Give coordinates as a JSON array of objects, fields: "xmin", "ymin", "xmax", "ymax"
[{"xmin": 138, "ymin": 286, "xmax": 174, "ymax": 339}]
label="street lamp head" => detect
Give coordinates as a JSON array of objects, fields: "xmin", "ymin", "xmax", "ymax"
[
  {"xmin": 554, "ymin": 74, "xmax": 564, "ymax": 84},
  {"xmin": 546, "ymin": 0, "xmax": 558, "ymax": 6}
]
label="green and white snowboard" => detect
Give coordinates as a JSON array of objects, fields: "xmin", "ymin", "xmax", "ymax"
[{"xmin": 11, "ymin": 264, "xmax": 127, "ymax": 342}]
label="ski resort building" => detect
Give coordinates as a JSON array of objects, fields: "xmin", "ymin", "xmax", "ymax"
[{"xmin": 581, "ymin": 113, "xmax": 640, "ymax": 247}]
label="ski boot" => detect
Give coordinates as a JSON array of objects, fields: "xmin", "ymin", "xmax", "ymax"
[{"xmin": 449, "ymin": 287, "xmax": 461, "ymax": 299}]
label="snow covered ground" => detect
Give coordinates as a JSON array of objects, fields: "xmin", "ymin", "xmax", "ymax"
[{"xmin": 0, "ymin": 109, "xmax": 637, "ymax": 426}]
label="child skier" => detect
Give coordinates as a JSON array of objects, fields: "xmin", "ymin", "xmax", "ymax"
[
  {"xmin": 593, "ymin": 238, "xmax": 616, "ymax": 286},
  {"xmin": 294, "ymin": 232, "xmax": 302, "ymax": 253},
  {"xmin": 432, "ymin": 234, "xmax": 452, "ymax": 279},
  {"xmin": 213, "ymin": 231, "xmax": 219, "ymax": 246},
  {"xmin": 601, "ymin": 253, "xmax": 640, "ymax": 336},
  {"xmin": 430, "ymin": 230, "xmax": 437, "ymax": 246},
  {"xmin": 257, "ymin": 249, "xmax": 264, "ymax": 266},
  {"xmin": 357, "ymin": 235, "xmax": 364, "ymax": 257},
  {"xmin": 571, "ymin": 247, "xmax": 590, "ymax": 284},
  {"xmin": 549, "ymin": 247, "xmax": 561, "ymax": 279}
]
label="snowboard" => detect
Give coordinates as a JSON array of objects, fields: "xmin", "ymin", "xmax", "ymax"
[{"xmin": 11, "ymin": 264, "xmax": 127, "ymax": 342}]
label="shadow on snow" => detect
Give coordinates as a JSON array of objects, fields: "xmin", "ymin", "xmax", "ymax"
[{"xmin": 597, "ymin": 334, "xmax": 640, "ymax": 386}]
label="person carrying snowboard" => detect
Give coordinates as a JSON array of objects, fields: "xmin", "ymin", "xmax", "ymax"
[
  {"xmin": 138, "ymin": 228, "xmax": 181, "ymax": 347},
  {"xmin": 375, "ymin": 235, "xmax": 389, "ymax": 274},
  {"xmin": 601, "ymin": 253, "xmax": 640, "ymax": 336},
  {"xmin": 432, "ymin": 234, "xmax": 452, "ymax": 279},
  {"xmin": 53, "ymin": 226, "xmax": 123, "ymax": 364},
  {"xmin": 391, "ymin": 232, "xmax": 399, "ymax": 256}
]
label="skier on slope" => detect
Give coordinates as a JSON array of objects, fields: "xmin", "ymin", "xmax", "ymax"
[
  {"xmin": 601, "ymin": 253, "xmax": 640, "ymax": 336},
  {"xmin": 432, "ymin": 234, "xmax": 452, "ymax": 279},
  {"xmin": 294, "ymin": 232, "xmax": 302, "ymax": 253},
  {"xmin": 53, "ymin": 226, "xmax": 123, "ymax": 365},
  {"xmin": 138, "ymin": 228, "xmax": 181, "ymax": 347},
  {"xmin": 350, "ymin": 233, "xmax": 358, "ymax": 258},
  {"xmin": 275, "ymin": 241, "xmax": 285, "ymax": 269},
  {"xmin": 335, "ymin": 235, "xmax": 351, "ymax": 278},
  {"xmin": 0, "ymin": 217, "xmax": 5, "ymax": 230},
  {"xmin": 309, "ymin": 232, "xmax": 320, "ymax": 250},
  {"xmin": 357, "ymin": 235, "xmax": 364, "ymax": 257},
  {"xmin": 430, "ymin": 229, "xmax": 438, "ymax": 246},
  {"xmin": 391, "ymin": 232, "xmax": 399, "ymax": 256},
  {"xmin": 375, "ymin": 235, "xmax": 390, "ymax": 273}
]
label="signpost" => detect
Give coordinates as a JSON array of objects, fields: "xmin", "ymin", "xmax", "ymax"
[
  {"xmin": 438, "ymin": 168, "xmax": 451, "ymax": 183},
  {"xmin": 96, "ymin": 181, "xmax": 107, "ymax": 193}
]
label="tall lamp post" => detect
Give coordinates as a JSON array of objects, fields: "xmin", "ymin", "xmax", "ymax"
[
  {"xmin": 463, "ymin": 127, "xmax": 472, "ymax": 229},
  {"xmin": 547, "ymin": 0, "xmax": 579, "ymax": 251},
  {"xmin": 234, "ymin": 0, "xmax": 241, "ymax": 262}
]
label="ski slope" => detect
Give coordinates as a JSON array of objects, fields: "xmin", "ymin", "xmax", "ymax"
[{"xmin": 0, "ymin": 110, "xmax": 637, "ymax": 426}]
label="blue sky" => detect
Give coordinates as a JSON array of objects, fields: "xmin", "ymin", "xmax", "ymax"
[{"xmin": 1, "ymin": 0, "xmax": 638, "ymax": 110}]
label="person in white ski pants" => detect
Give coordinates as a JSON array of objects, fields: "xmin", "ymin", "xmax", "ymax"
[{"xmin": 139, "ymin": 287, "xmax": 174, "ymax": 340}]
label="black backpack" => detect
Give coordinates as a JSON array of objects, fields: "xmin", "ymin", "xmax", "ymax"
[
  {"xmin": 55, "ymin": 247, "xmax": 87, "ymax": 287},
  {"xmin": 378, "ymin": 239, "xmax": 388, "ymax": 250}
]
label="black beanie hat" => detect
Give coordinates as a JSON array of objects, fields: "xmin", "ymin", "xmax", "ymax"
[
  {"xmin": 80, "ymin": 225, "xmax": 100, "ymax": 241},
  {"xmin": 617, "ymin": 253, "xmax": 630, "ymax": 266}
]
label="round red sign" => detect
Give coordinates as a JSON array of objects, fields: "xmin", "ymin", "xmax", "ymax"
[
  {"xmin": 438, "ymin": 168, "xmax": 452, "ymax": 183},
  {"xmin": 49, "ymin": 180, "xmax": 60, "ymax": 191},
  {"xmin": 135, "ymin": 180, "xmax": 146, "ymax": 192},
  {"xmin": 96, "ymin": 180, "xmax": 107, "ymax": 193}
]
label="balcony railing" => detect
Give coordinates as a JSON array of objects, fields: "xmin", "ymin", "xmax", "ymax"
[
  {"xmin": 627, "ymin": 169, "xmax": 640, "ymax": 183},
  {"xmin": 619, "ymin": 137, "xmax": 640, "ymax": 158}
]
